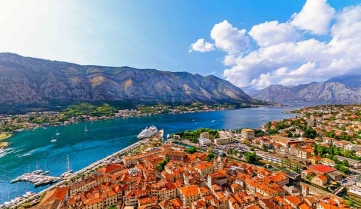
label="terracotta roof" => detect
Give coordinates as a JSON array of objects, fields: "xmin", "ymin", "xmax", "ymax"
[
  {"xmin": 179, "ymin": 185, "xmax": 200, "ymax": 197},
  {"xmin": 308, "ymin": 164, "xmax": 336, "ymax": 174},
  {"xmin": 39, "ymin": 187, "xmax": 68, "ymax": 206}
]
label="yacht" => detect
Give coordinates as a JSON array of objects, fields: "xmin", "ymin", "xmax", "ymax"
[
  {"xmin": 137, "ymin": 126, "xmax": 158, "ymax": 140},
  {"xmin": 60, "ymin": 154, "xmax": 72, "ymax": 179}
]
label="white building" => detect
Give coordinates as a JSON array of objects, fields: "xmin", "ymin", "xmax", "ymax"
[{"xmin": 198, "ymin": 138, "xmax": 212, "ymax": 146}]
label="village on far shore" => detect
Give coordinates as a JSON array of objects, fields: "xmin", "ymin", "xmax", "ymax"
[{"xmin": 9, "ymin": 104, "xmax": 361, "ymax": 209}]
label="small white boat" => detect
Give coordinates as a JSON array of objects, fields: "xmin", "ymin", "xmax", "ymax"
[
  {"xmin": 50, "ymin": 139, "xmax": 57, "ymax": 143},
  {"xmin": 55, "ymin": 133, "xmax": 60, "ymax": 136},
  {"xmin": 211, "ymin": 120, "xmax": 215, "ymax": 122},
  {"xmin": 84, "ymin": 126, "xmax": 88, "ymax": 132}
]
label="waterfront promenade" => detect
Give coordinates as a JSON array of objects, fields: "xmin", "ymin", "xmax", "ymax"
[{"xmin": 12, "ymin": 140, "xmax": 147, "ymax": 208}]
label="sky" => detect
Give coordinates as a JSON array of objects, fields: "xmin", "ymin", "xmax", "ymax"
[{"xmin": 0, "ymin": 0, "xmax": 360, "ymax": 91}]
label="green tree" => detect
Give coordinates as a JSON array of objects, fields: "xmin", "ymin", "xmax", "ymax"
[
  {"xmin": 205, "ymin": 151, "xmax": 215, "ymax": 161},
  {"xmin": 244, "ymin": 152, "xmax": 257, "ymax": 163}
]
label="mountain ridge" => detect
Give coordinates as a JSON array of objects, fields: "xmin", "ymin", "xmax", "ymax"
[
  {"xmin": 0, "ymin": 53, "xmax": 265, "ymax": 113},
  {"xmin": 254, "ymin": 76, "xmax": 361, "ymax": 103}
]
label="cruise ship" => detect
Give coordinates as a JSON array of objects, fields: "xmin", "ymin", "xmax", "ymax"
[{"xmin": 137, "ymin": 126, "xmax": 158, "ymax": 140}]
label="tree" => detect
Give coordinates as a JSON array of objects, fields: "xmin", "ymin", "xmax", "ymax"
[
  {"xmin": 156, "ymin": 158, "xmax": 169, "ymax": 171},
  {"xmin": 184, "ymin": 147, "xmax": 197, "ymax": 154},
  {"xmin": 313, "ymin": 144, "xmax": 318, "ymax": 156},
  {"xmin": 244, "ymin": 152, "xmax": 257, "ymax": 163},
  {"xmin": 205, "ymin": 151, "xmax": 215, "ymax": 161},
  {"xmin": 261, "ymin": 144, "xmax": 268, "ymax": 151},
  {"xmin": 304, "ymin": 127, "xmax": 317, "ymax": 139}
]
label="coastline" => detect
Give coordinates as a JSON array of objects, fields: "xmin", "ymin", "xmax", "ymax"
[
  {"xmin": 12, "ymin": 139, "xmax": 147, "ymax": 208},
  {"xmin": 1, "ymin": 106, "xmax": 266, "ymax": 140},
  {"xmin": 0, "ymin": 133, "xmax": 11, "ymax": 148}
]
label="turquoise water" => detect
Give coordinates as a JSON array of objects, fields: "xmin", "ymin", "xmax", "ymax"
[{"xmin": 0, "ymin": 104, "xmax": 305, "ymax": 202}]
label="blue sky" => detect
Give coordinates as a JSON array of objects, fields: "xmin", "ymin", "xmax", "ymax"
[{"xmin": 0, "ymin": 0, "xmax": 360, "ymax": 90}]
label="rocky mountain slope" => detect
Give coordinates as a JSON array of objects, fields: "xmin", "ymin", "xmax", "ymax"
[
  {"xmin": 0, "ymin": 53, "xmax": 264, "ymax": 112},
  {"xmin": 254, "ymin": 77, "xmax": 361, "ymax": 103}
]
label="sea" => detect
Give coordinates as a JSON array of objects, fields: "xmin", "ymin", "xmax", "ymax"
[{"xmin": 0, "ymin": 102, "xmax": 324, "ymax": 202}]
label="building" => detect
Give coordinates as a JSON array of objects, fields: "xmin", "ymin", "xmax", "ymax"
[
  {"xmin": 178, "ymin": 185, "xmax": 200, "ymax": 207},
  {"xmin": 195, "ymin": 162, "xmax": 214, "ymax": 178},
  {"xmin": 308, "ymin": 164, "xmax": 336, "ymax": 175},
  {"xmin": 198, "ymin": 138, "xmax": 212, "ymax": 146},
  {"xmin": 207, "ymin": 172, "xmax": 227, "ymax": 188},
  {"xmin": 311, "ymin": 175, "xmax": 328, "ymax": 187},
  {"xmin": 123, "ymin": 151, "xmax": 161, "ymax": 168},
  {"xmin": 241, "ymin": 129, "xmax": 255, "ymax": 140},
  {"xmin": 163, "ymin": 150, "xmax": 187, "ymax": 161},
  {"xmin": 36, "ymin": 187, "xmax": 69, "ymax": 209},
  {"xmin": 309, "ymin": 156, "xmax": 321, "ymax": 164},
  {"xmin": 200, "ymin": 132, "xmax": 210, "ymax": 139},
  {"xmin": 335, "ymin": 155, "xmax": 361, "ymax": 168},
  {"xmin": 349, "ymin": 184, "xmax": 361, "ymax": 197},
  {"xmin": 214, "ymin": 137, "xmax": 233, "ymax": 145},
  {"xmin": 319, "ymin": 158, "xmax": 336, "ymax": 167},
  {"xmin": 289, "ymin": 147, "xmax": 312, "ymax": 159}
]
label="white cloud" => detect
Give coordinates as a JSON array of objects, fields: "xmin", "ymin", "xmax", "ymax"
[
  {"xmin": 210, "ymin": 20, "xmax": 250, "ymax": 54},
  {"xmin": 249, "ymin": 21, "xmax": 299, "ymax": 47},
  {"xmin": 331, "ymin": 5, "xmax": 361, "ymax": 39},
  {"xmin": 189, "ymin": 38, "xmax": 215, "ymax": 53},
  {"xmin": 291, "ymin": 0, "xmax": 335, "ymax": 35},
  {"xmin": 190, "ymin": 0, "xmax": 361, "ymax": 90}
]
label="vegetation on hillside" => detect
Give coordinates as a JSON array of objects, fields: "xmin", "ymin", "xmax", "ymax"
[
  {"xmin": 175, "ymin": 128, "xmax": 219, "ymax": 143},
  {"xmin": 60, "ymin": 103, "xmax": 116, "ymax": 121}
]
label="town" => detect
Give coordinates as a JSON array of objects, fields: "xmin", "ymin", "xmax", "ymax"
[
  {"xmin": 16, "ymin": 105, "xmax": 361, "ymax": 209},
  {"xmin": 0, "ymin": 103, "xmax": 238, "ymax": 137}
]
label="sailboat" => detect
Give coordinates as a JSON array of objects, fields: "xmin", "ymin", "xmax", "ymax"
[
  {"xmin": 41, "ymin": 163, "xmax": 49, "ymax": 175},
  {"xmin": 60, "ymin": 154, "xmax": 72, "ymax": 179},
  {"xmin": 50, "ymin": 135, "xmax": 57, "ymax": 143},
  {"xmin": 84, "ymin": 126, "xmax": 88, "ymax": 132}
]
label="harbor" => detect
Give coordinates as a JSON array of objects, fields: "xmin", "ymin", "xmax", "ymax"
[{"xmin": 10, "ymin": 139, "xmax": 148, "ymax": 208}]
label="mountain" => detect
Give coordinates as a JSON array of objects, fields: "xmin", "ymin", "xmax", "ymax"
[
  {"xmin": 0, "ymin": 53, "xmax": 264, "ymax": 113},
  {"xmin": 254, "ymin": 77, "xmax": 361, "ymax": 103}
]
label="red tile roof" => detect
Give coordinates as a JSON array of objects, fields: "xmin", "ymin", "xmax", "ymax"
[{"xmin": 308, "ymin": 164, "xmax": 336, "ymax": 174}]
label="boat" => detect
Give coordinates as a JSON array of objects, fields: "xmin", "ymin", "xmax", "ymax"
[
  {"xmin": 137, "ymin": 126, "xmax": 158, "ymax": 139},
  {"xmin": 84, "ymin": 126, "xmax": 88, "ymax": 132},
  {"xmin": 60, "ymin": 154, "xmax": 72, "ymax": 179},
  {"xmin": 212, "ymin": 120, "xmax": 215, "ymax": 122},
  {"xmin": 23, "ymin": 191, "xmax": 35, "ymax": 198},
  {"xmin": 166, "ymin": 134, "xmax": 170, "ymax": 139},
  {"xmin": 50, "ymin": 138, "xmax": 57, "ymax": 143}
]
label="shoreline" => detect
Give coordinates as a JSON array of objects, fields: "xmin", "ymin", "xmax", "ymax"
[
  {"xmin": 12, "ymin": 139, "xmax": 147, "ymax": 208},
  {"xmin": 3, "ymin": 105, "xmax": 274, "ymax": 140}
]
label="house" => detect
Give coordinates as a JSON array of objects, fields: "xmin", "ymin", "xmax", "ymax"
[
  {"xmin": 308, "ymin": 164, "xmax": 336, "ymax": 175},
  {"xmin": 179, "ymin": 185, "xmax": 200, "ymax": 207},
  {"xmin": 36, "ymin": 187, "xmax": 69, "ymax": 209},
  {"xmin": 311, "ymin": 175, "xmax": 328, "ymax": 187},
  {"xmin": 195, "ymin": 162, "xmax": 214, "ymax": 178},
  {"xmin": 327, "ymin": 170, "xmax": 343, "ymax": 181},
  {"xmin": 320, "ymin": 158, "xmax": 336, "ymax": 167},
  {"xmin": 335, "ymin": 155, "xmax": 361, "ymax": 169},
  {"xmin": 309, "ymin": 156, "xmax": 321, "ymax": 165},
  {"xmin": 207, "ymin": 172, "xmax": 227, "ymax": 188}
]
